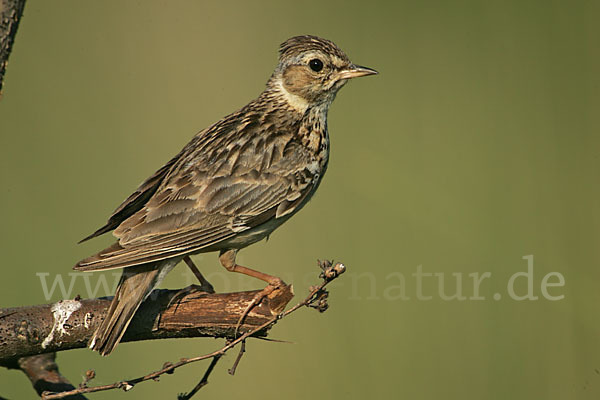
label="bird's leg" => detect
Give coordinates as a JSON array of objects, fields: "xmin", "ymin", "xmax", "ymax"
[
  {"xmin": 167, "ymin": 256, "xmax": 216, "ymax": 310},
  {"xmin": 184, "ymin": 255, "xmax": 215, "ymax": 294},
  {"xmin": 219, "ymin": 249, "xmax": 286, "ymax": 336}
]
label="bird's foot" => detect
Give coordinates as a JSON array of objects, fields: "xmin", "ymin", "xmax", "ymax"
[
  {"xmin": 168, "ymin": 283, "xmax": 215, "ymax": 311},
  {"xmin": 234, "ymin": 277, "xmax": 286, "ymax": 337}
]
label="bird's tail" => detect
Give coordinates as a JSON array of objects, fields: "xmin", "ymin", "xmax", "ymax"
[{"xmin": 89, "ymin": 262, "xmax": 172, "ymax": 356}]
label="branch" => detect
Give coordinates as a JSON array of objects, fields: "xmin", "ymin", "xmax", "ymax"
[
  {"xmin": 0, "ymin": 0, "xmax": 26, "ymax": 95},
  {"xmin": 38, "ymin": 260, "xmax": 346, "ymax": 399},
  {"xmin": 14, "ymin": 353, "xmax": 88, "ymax": 399},
  {"xmin": 0, "ymin": 285, "xmax": 294, "ymax": 367}
]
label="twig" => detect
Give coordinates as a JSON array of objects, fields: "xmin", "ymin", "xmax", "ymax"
[
  {"xmin": 178, "ymin": 354, "xmax": 222, "ymax": 400},
  {"xmin": 41, "ymin": 260, "xmax": 346, "ymax": 399},
  {"xmin": 227, "ymin": 340, "xmax": 245, "ymax": 375}
]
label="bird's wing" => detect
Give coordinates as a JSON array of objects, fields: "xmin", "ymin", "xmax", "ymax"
[
  {"xmin": 75, "ymin": 109, "xmax": 320, "ymax": 271},
  {"xmin": 78, "ymin": 153, "xmax": 181, "ymax": 243}
]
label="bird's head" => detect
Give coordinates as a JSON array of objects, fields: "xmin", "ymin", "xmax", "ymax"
[{"xmin": 269, "ymin": 35, "xmax": 377, "ymax": 110}]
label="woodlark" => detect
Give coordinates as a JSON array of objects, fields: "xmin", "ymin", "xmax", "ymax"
[{"xmin": 75, "ymin": 35, "xmax": 377, "ymax": 355}]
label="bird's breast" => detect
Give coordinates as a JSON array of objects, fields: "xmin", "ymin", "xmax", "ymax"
[{"xmin": 298, "ymin": 104, "xmax": 330, "ymax": 169}]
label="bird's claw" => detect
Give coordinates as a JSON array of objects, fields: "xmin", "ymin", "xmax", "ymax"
[
  {"xmin": 234, "ymin": 278, "xmax": 285, "ymax": 337},
  {"xmin": 168, "ymin": 283, "xmax": 215, "ymax": 311}
]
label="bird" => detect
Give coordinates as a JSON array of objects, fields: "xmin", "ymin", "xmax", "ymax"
[{"xmin": 75, "ymin": 35, "xmax": 377, "ymax": 356}]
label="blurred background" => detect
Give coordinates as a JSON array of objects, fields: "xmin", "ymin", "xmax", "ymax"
[{"xmin": 1, "ymin": 0, "xmax": 599, "ymax": 399}]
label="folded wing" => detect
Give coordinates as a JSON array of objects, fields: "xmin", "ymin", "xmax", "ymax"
[{"xmin": 76, "ymin": 108, "xmax": 318, "ymax": 271}]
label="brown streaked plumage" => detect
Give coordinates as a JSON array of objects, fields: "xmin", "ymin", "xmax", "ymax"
[{"xmin": 75, "ymin": 35, "xmax": 377, "ymax": 355}]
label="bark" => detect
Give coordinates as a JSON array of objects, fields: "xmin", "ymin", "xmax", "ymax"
[
  {"xmin": 0, "ymin": 0, "xmax": 26, "ymax": 94},
  {"xmin": 16, "ymin": 353, "xmax": 88, "ymax": 399},
  {"xmin": 0, "ymin": 286, "xmax": 294, "ymax": 367}
]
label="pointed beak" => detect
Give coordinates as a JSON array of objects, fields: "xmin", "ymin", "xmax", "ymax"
[{"xmin": 338, "ymin": 64, "xmax": 378, "ymax": 79}]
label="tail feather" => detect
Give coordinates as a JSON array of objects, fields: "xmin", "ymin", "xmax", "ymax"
[{"xmin": 90, "ymin": 262, "xmax": 171, "ymax": 356}]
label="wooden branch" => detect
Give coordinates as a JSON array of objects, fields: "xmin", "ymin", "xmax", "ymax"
[
  {"xmin": 38, "ymin": 260, "xmax": 346, "ymax": 400},
  {"xmin": 0, "ymin": 285, "xmax": 294, "ymax": 367},
  {"xmin": 15, "ymin": 353, "xmax": 88, "ymax": 399},
  {"xmin": 0, "ymin": 260, "xmax": 345, "ymax": 399},
  {"xmin": 0, "ymin": 0, "xmax": 26, "ymax": 95}
]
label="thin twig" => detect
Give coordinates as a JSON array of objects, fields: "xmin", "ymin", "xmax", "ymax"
[
  {"xmin": 178, "ymin": 354, "xmax": 222, "ymax": 400},
  {"xmin": 228, "ymin": 340, "xmax": 246, "ymax": 375},
  {"xmin": 254, "ymin": 336, "xmax": 294, "ymax": 344},
  {"xmin": 41, "ymin": 261, "xmax": 345, "ymax": 400}
]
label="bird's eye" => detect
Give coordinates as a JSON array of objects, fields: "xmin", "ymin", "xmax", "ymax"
[{"xmin": 309, "ymin": 58, "xmax": 324, "ymax": 72}]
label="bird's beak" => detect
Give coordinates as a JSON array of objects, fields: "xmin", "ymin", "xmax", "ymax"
[{"xmin": 338, "ymin": 64, "xmax": 378, "ymax": 79}]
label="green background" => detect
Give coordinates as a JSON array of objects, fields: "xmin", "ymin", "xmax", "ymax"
[{"xmin": 1, "ymin": 1, "xmax": 599, "ymax": 399}]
